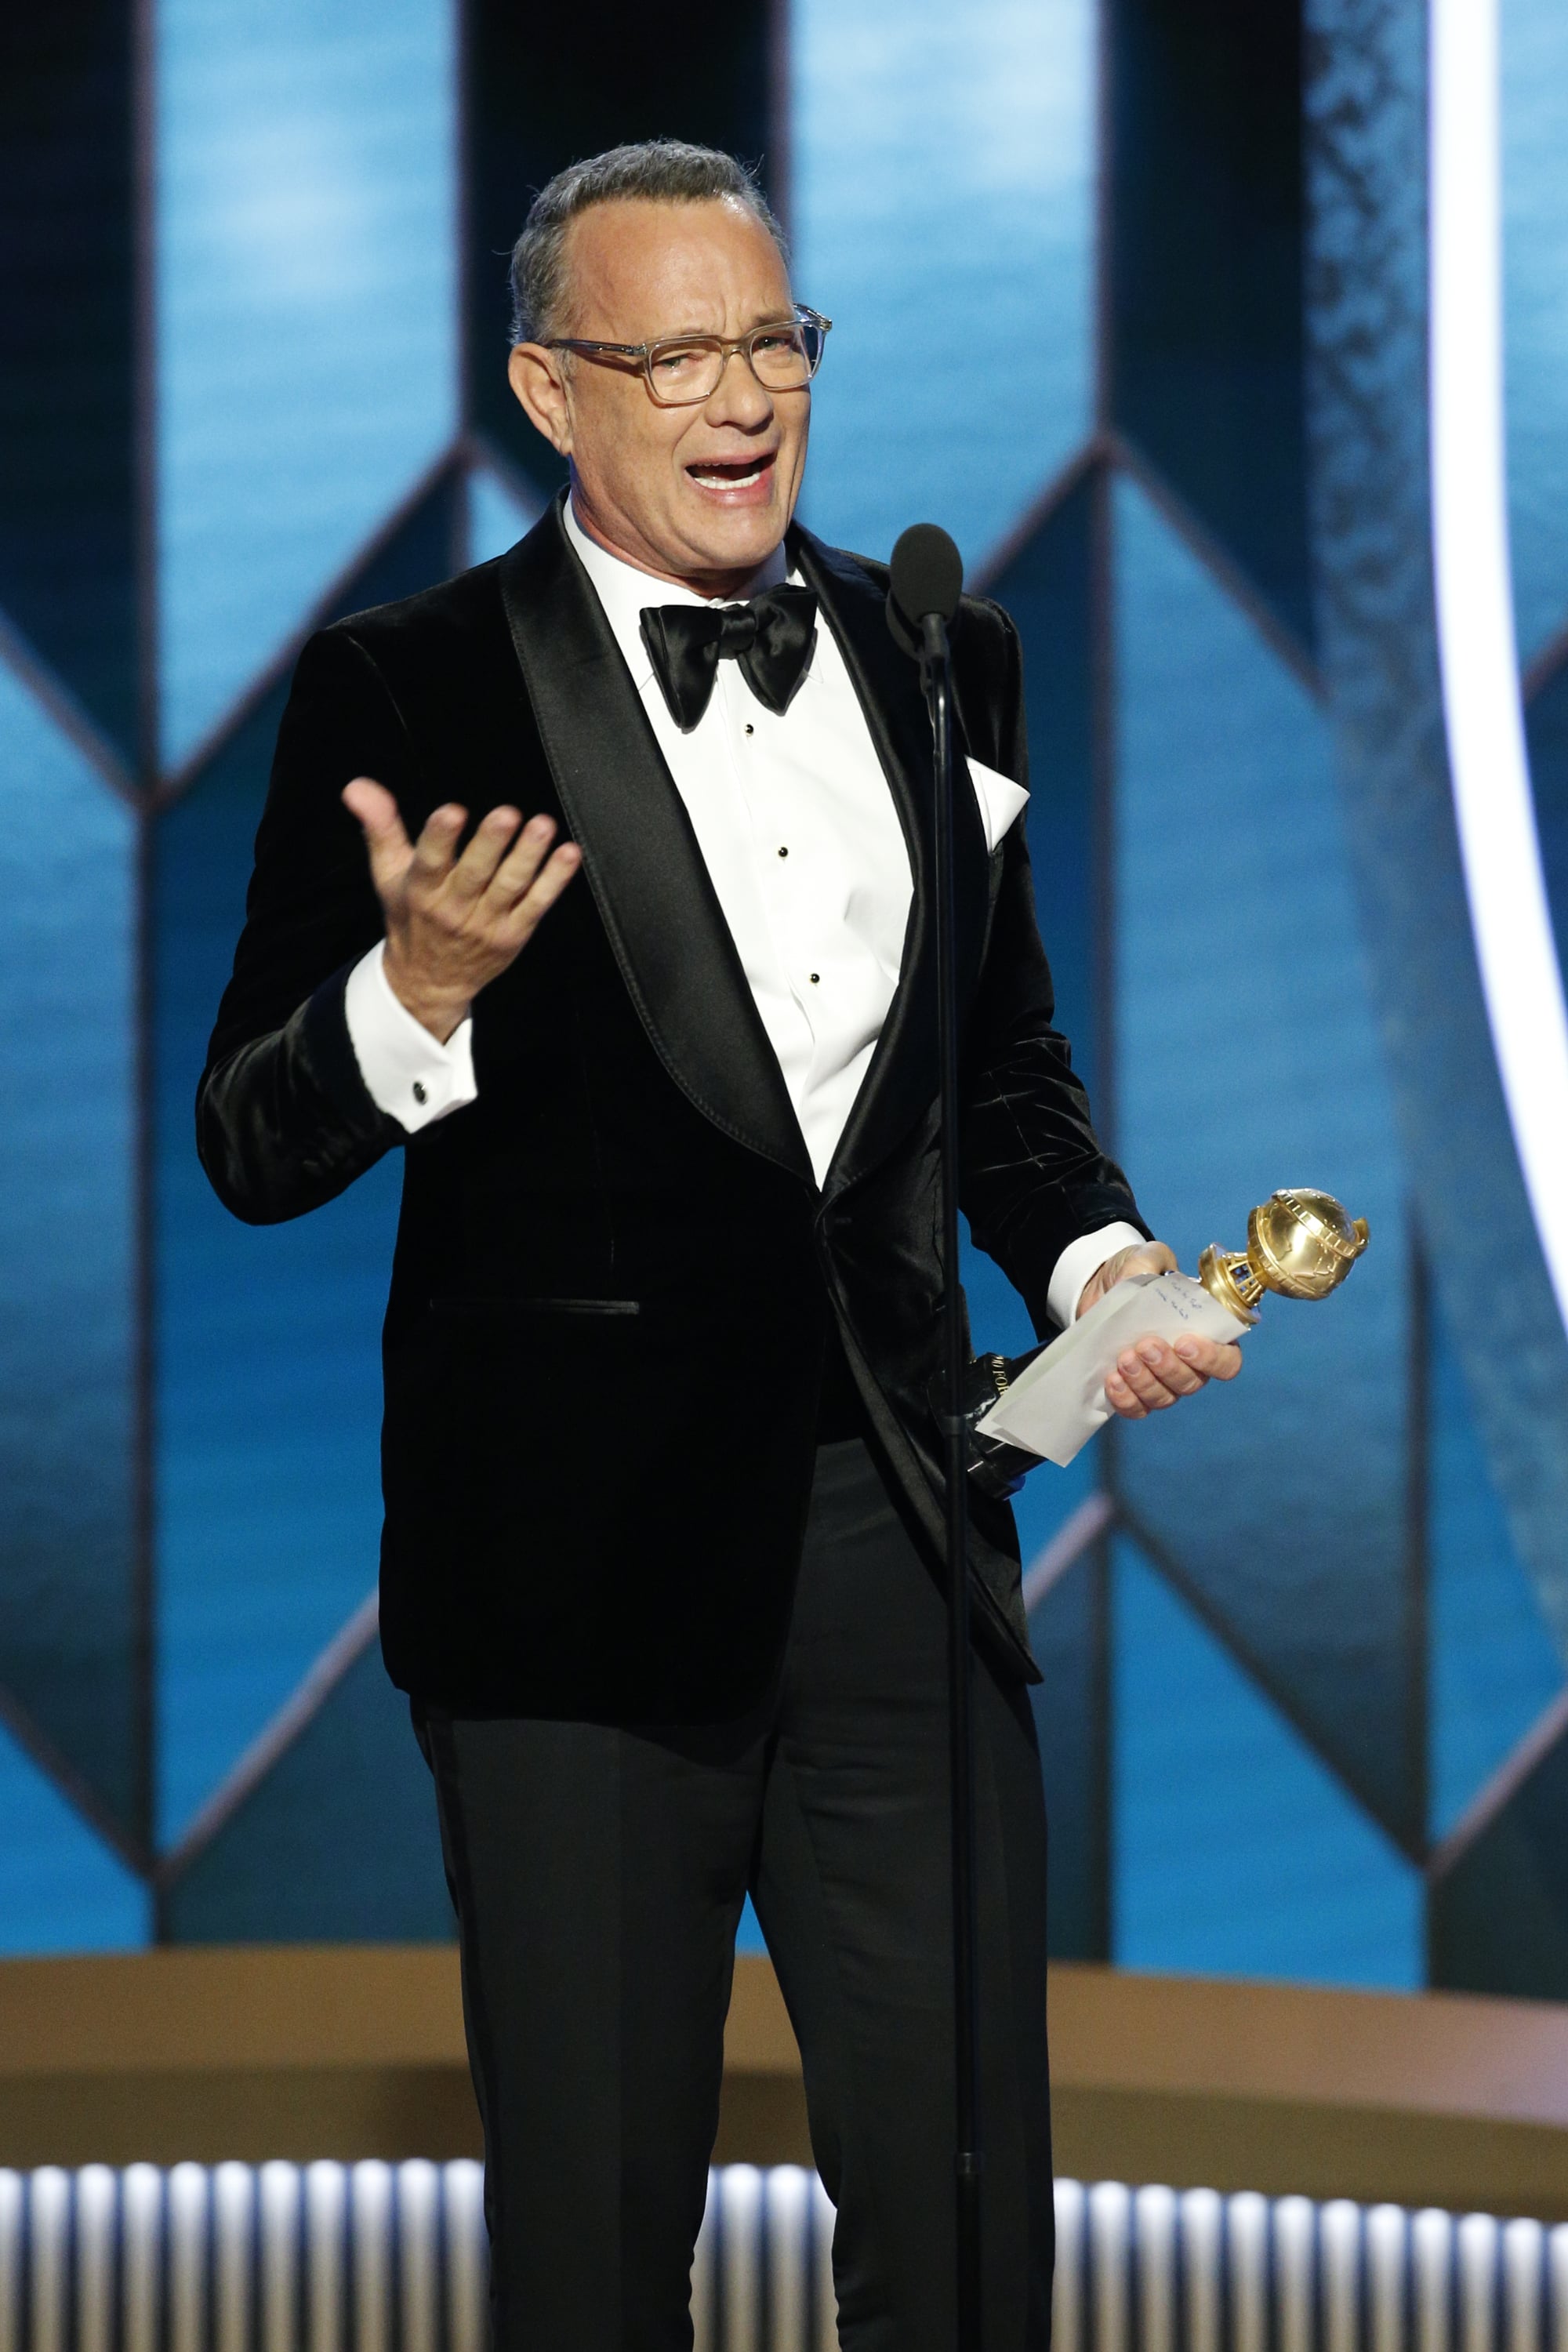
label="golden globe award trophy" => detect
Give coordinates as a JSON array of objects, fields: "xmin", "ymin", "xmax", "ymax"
[
  {"xmin": 1196, "ymin": 1188, "xmax": 1370, "ymax": 1316},
  {"xmin": 965, "ymin": 1189, "xmax": 1370, "ymax": 1489}
]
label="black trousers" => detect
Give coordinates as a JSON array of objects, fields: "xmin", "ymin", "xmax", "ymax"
[{"xmin": 415, "ymin": 1437, "xmax": 1054, "ymax": 2350}]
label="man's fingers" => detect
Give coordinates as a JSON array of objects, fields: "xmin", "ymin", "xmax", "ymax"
[
  {"xmin": 1110, "ymin": 1338, "xmax": 1204, "ymax": 1415},
  {"xmin": 1091, "ymin": 1237, "xmax": 1247, "ymax": 1425},
  {"xmin": 343, "ymin": 776, "xmax": 404, "ymax": 835},
  {"xmin": 1115, "ymin": 1342, "xmax": 1192, "ymax": 1411},
  {"xmin": 1078, "ymin": 1238, "xmax": 1177, "ymax": 1319},
  {"xmin": 406, "ymin": 804, "xmax": 470, "ymax": 890},
  {"xmin": 498, "ymin": 841, "xmax": 582, "ymax": 942},
  {"xmin": 342, "ymin": 779, "xmax": 415, "ymax": 894},
  {"xmin": 1173, "ymin": 1335, "xmax": 1243, "ymax": 1381},
  {"xmin": 490, "ymin": 814, "xmax": 561, "ymax": 904},
  {"xmin": 444, "ymin": 805, "xmax": 528, "ymax": 902},
  {"xmin": 1112, "ymin": 1243, "xmax": 1178, "ymax": 1281},
  {"xmin": 1107, "ymin": 1332, "xmax": 1246, "ymax": 1421},
  {"xmin": 347, "ymin": 785, "xmax": 577, "ymax": 1025}
]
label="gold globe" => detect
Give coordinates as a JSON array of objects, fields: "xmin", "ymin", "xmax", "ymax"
[{"xmin": 1199, "ymin": 1189, "xmax": 1370, "ymax": 1318}]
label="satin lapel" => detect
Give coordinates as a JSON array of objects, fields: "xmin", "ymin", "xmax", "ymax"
[
  {"xmin": 499, "ymin": 500, "xmax": 811, "ymax": 1183},
  {"xmin": 792, "ymin": 528, "xmax": 991, "ymax": 1203}
]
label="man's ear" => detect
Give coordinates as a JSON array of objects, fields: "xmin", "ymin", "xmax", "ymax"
[{"xmin": 509, "ymin": 344, "xmax": 572, "ymax": 454}]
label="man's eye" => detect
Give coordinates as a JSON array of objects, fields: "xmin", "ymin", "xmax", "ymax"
[{"xmin": 653, "ymin": 346, "xmax": 707, "ymax": 375}]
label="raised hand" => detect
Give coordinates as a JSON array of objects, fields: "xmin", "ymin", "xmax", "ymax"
[
  {"xmin": 343, "ymin": 778, "xmax": 582, "ymax": 1041},
  {"xmin": 1074, "ymin": 1239, "xmax": 1244, "ymax": 1421}
]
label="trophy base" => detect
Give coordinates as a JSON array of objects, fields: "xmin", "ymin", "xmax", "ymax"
[{"xmin": 1199, "ymin": 1243, "xmax": 1265, "ymax": 1317}]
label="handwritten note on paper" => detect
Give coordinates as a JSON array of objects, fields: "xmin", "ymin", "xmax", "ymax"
[{"xmin": 975, "ymin": 1272, "xmax": 1252, "ymax": 1468}]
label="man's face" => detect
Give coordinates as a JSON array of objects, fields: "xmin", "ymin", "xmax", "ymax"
[{"xmin": 509, "ymin": 198, "xmax": 810, "ymax": 595}]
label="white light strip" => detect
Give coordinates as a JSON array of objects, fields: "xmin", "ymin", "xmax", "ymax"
[{"xmin": 1429, "ymin": 0, "xmax": 1568, "ymax": 1333}]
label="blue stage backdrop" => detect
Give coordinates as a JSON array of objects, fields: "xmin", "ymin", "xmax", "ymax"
[{"xmin": 2, "ymin": 0, "xmax": 1566, "ymax": 1993}]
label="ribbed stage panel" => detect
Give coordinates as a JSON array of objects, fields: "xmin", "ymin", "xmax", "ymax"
[{"xmin": 7, "ymin": 2163, "xmax": 1568, "ymax": 2352}]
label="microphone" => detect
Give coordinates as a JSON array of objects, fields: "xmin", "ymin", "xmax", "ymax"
[
  {"xmin": 886, "ymin": 523, "xmax": 964, "ymax": 659},
  {"xmin": 885, "ymin": 512, "xmax": 988, "ymax": 2345}
]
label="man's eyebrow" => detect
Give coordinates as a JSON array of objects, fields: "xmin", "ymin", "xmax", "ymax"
[{"xmin": 655, "ymin": 307, "xmax": 797, "ymax": 340}]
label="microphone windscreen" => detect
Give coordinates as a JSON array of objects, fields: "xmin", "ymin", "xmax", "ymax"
[{"xmin": 889, "ymin": 524, "xmax": 964, "ymax": 626}]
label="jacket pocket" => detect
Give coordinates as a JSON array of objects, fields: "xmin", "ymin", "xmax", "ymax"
[{"xmin": 429, "ymin": 1296, "xmax": 642, "ymax": 1318}]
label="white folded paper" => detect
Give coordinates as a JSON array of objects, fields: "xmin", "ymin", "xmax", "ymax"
[{"xmin": 974, "ymin": 1271, "xmax": 1252, "ymax": 1468}]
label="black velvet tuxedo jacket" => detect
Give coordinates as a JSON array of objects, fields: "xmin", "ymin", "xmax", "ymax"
[{"xmin": 198, "ymin": 495, "xmax": 1145, "ymax": 1723}]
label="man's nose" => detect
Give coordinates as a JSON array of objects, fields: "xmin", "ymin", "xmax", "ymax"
[{"xmin": 703, "ymin": 347, "xmax": 774, "ymax": 429}]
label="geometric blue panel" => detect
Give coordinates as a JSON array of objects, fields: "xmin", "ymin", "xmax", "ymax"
[
  {"xmin": 162, "ymin": 1645, "xmax": 452, "ymax": 1942},
  {"xmin": 735, "ymin": 1896, "xmax": 768, "ymax": 1958},
  {"xmin": 1429, "ymin": 1706, "xmax": 1568, "ymax": 1999},
  {"xmin": 151, "ymin": 1149, "xmax": 398, "ymax": 1849},
  {"xmin": 988, "ymin": 473, "xmax": 1099, "ymax": 1095},
  {"xmin": 0, "ymin": 662, "xmax": 138, "ymax": 1835},
  {"xmin": 1031, "ymin": 1551, "xmax": 1109, "ymax": 1961},
  {"xmin": 1429, "ymin": 1283, "xmax": 1564, "ymax": 1839},
  {"xmin": 1501, "ymin": 0, "xmax": 1568, "ymax": 662},
  {"xmin": 1111, "ymin": 474, "xmax": 1418, "ymax": 1844},
  {"xmin": 0, "ymin": 1722, "xmax": 147, "ymax": 1957},
  {"xmin": 0, "ymin": 5, "xmax": 137, "ymax": 756},
  {"xmin": 465, "ymin": 460, "xmax": 539, "ymax": 568},
  {"xmin": 152, "ymin": 683, "xmax": 401, "ymax": 1843},
  {"xmin": 155, "ymin": 0, "xmax": 457, "ymax": 767},
  {"xmin": 1526, "ymin": 659, "xmax": 1568, "ymax": 978},
  {"xmin": 1108, "ymin": 0, "xmax": 1312, "ymax": 648},
  {"xmin": 152, "ymin": 475, "xmax": 467, "ymax": 1849},
  {"xmin": 791, "ymin": 0, "xmax": 1093, "ymax": 568},
  {"xmin": 968, "ymin": 473, "xmax": 1103, "ymax": 1569},
  {"xmin": 1305, "ymin": 0, "xmax": 1568, "ymax": 1684},
  {"xmin": 1112, "ymin": 1541, "xmax": 1422, "ymax": 1988}
]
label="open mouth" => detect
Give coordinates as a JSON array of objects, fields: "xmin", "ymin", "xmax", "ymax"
[{"xmin": 686, "ymin": 452, "xmax": 778, "ymax": 493}]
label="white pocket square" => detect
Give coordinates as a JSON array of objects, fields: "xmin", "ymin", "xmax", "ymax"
[{"xmin": 964, "ymin": 757, "xmax": 1030, "ymax": 852}]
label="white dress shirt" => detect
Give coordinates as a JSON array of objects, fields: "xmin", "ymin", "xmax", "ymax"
[{"xmin": 343, "ymin": 502, "xmax": 1141, "ymax": 1327}]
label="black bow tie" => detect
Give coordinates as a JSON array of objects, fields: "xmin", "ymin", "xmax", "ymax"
[{"xmin": 640, "ymin": 584, "xmax": 818, "ymax": 732}]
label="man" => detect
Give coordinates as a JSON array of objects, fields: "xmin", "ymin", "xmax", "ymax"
[{"xmin": 199, "ymin": 140, "xmax": 1239, "ymax": 2352}]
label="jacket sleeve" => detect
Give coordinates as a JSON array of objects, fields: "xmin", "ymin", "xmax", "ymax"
[
  {"xmin": 958, "ymin": 607, "xmax": 1149, "ymax": 1334},
  {"xmin": 196, "ymin": 627, "xmax": 416, "ymax": 1225}
]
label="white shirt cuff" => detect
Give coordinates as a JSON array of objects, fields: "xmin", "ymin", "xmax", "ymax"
[
  {"xmin": 343, "ymin": 942, "xmax": 477, "ymax": 1134},
  {"xmin": 1047, "ymin": 1221, "xmax": 1148, "ymax": 1330}
]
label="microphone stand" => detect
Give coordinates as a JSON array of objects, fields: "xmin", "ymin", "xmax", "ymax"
[{"xmin": 919, "ymin": 607, "xmax": 984, "ymax": 2352}]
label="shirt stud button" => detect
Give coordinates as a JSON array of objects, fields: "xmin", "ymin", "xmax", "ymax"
[
  {"xmin": 412, "ymin": 1080, "xmax": 428, "ymax": 1105},
  {"xmin": 778, "ymin": 846, "xmax": 789, "ymax": 858},
  {"xmin": 744, "ymin": 723, "xmax": 755, "ymax": 735},
  {"xmin": 808, "ymin": 973, "xmax": 820, "ymax": 985}
]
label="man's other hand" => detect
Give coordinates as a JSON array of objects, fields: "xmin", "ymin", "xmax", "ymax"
[
  {"xmin": 343, "ymin": 779, "xmax": 583, "ymax": 1043},
  {"xmin": 1075, "ymin": 1240, "xmax": 1243, "ymax": 1422}
]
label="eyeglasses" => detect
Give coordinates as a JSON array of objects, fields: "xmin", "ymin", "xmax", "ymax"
[{"xmin": 543, "ymin": 305, "xmax": 832, "ymax": 408}]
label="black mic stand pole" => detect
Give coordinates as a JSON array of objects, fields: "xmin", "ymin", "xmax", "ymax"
[{"xmin": 919, "ymin": 601, "xmax": 984, "ymax": 2352}]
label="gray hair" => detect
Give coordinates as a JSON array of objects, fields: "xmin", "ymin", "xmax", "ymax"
[{"xmin": 508, "ymin": 140, "xmax": 788, "ymax": 346}]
